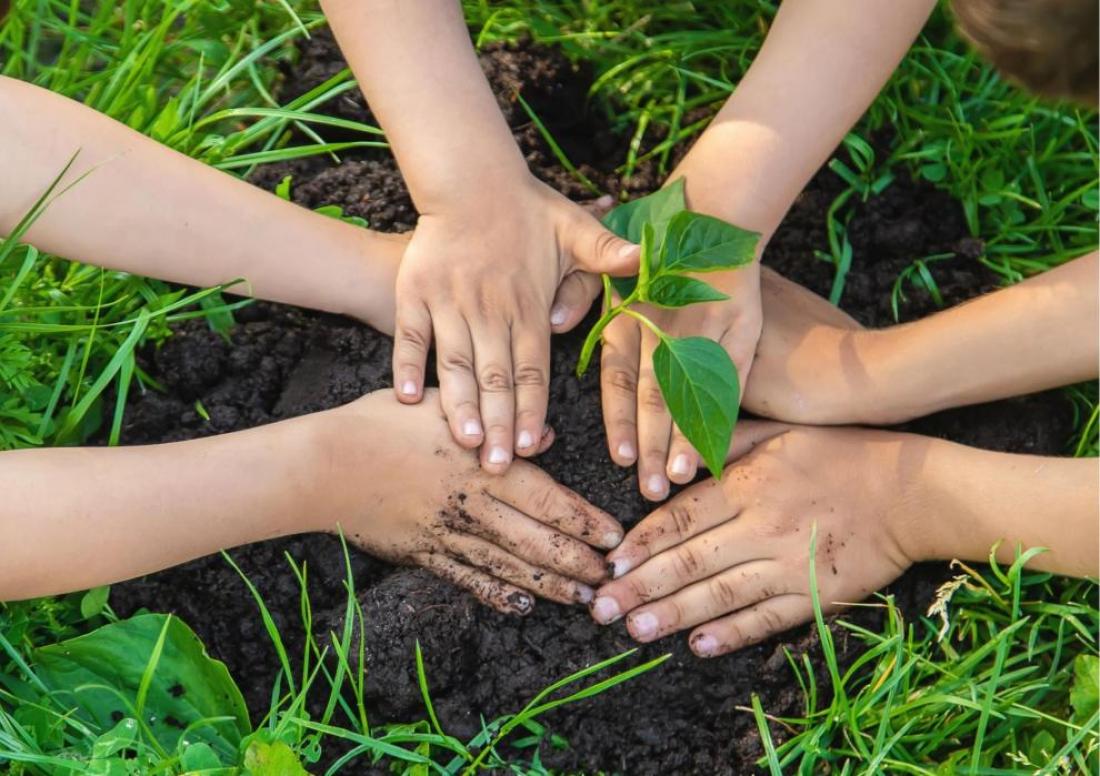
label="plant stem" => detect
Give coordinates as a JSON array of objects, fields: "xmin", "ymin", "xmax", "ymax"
[{"xmin": 621, "ymin": 307, "xmax": 667, "ymax": 341}]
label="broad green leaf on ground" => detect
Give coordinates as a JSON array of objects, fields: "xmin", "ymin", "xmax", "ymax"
[
  {"xmin": 242, "ymin": 738, "xmax": 309, "ymax": 776},
  {"xmin": 663, "ymin": 210, "xmax": 759, "ymax": 273},
  {"xmin": 646, "ymin": 275, "xmax": 729, "ymax": 308},
  {"xmin": 1070, "ymin": 654, "xmax": 1099, "ymax": 723},
  {"xmin": 652, "ymin": 336, "xmax": 739, "ymax": 478},
  {"xmin": 602, "ymin": 177, "xmax": 686, "ymax": 245},
  {"xmin": 34, "ymin": 613, "xmax": 249, "ymax": 759}
]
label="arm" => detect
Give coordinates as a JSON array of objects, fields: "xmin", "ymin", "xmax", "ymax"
[
  {"xmin": 594, "ymin": 0, "xmax": 938, "ymax": 501},
  {"xmin": 0, "ymin": 75, "xmax": 404, "ymax": 335},
  {"xmin": 1, "ymin": 390, "xmax": 622, "ymax": 609},
  {"xmin": 745, "ymin": 253, "xmax": 1099, "ymax": 424},
  {"xmin": 321, "ymin": 0, "xmax": 638, "ymax": 473},
  {"xmin": 591, "ymin": 422, "xmax": 1096, "ymax": 657}
]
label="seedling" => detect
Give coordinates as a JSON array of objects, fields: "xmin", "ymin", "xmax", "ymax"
[{"xmin": 576, "ymin": 179, "xmax": 759, "ymax": 478}]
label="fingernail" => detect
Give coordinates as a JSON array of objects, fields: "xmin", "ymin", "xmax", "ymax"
[
  {"xmin": 400, "ymin": 380, "xmax": 418, "ymax": 397},
  {"xmin": 462, "ymin": 419, "xmax": 483, "ymax": 437},
  {"xmin": 630, "ymin": 612, "xmax": 659, "ymax": 641},
  {"xmin": 574, "ymin": 584, "xmax": 595, "ymax": 605},
  {"xmin": 646, "ymin": 474, "xmax": 667, "ymax": 497},
  {"xmin": 602, "ymin": 531, "xmax": 623, "ymax": 549},
  {"xmin": 616, "ymin": 441, "xmax": 636, "ymax": 461},
  {"xmin": 591, "ymin": 596, "xmax": 621, "ymax": 624},
  {"xmin": 487, "ymin": 446, "xmax": 510, "ymax": 465},
  {"xmin": 550, "ymin": 304, "xmax": 568, "ymax": 327},
  {"xmin": 517, "ymin": 430, "xmax": 534, "ymax": 449},
  {"xmin": 618, "ymin": 242, "xmax": 640, "ymax": 259},
  {"xmin": 509, "ymin": 592, "xmax": 533, "ymax": 615},
  {"xmin": 610, "ymin": 557, "xmax": 633, "ymax": 578},
  {"xmin": 670, "ymin": 454, "xmax": 692, "ymax": 477},
  {"xmin": 692, "ymin": 634, "xmax": 719, "ymax": 658},
  {"xmin": 596, "ymin": 194, "xmax": 614, "ymax": 207}
]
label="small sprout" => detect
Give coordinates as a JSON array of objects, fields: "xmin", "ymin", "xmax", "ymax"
[{"xmin": 576, "ymin": 179, "xmax": 759, "ymax": 478}]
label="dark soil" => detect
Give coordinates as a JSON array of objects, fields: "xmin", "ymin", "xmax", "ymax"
[{"xmin": 108, "ymin": 34, "xmax": 1076, "ymax": 774}]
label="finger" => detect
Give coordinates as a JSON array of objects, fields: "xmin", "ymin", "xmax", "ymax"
[
  {"xmin": 636, "ymin": 325, "xmax": 672, "ymax": 501},
  {"xmin": 459, "ymin": 489, "xmax": 611, "ymax": 585},
  {"xmin": 605, "ymin": 477, "xmax": 737, "ymax": 578},
  {"xmin": 580, "ymin": 193, "xmax": 615, "ymax": 219},
  {"xmin": 595, "ymin": 531, "xmax": 775, "ymax": 624},
  {"xmin": 440, "ymin": 532, "xmax": 594, "ymax": 606},
  {"xmin": 726, "ymin": 419, "xmax": 789, "ymax": 463},
  {"xmin": 468, "ymin": 318, "xmax": 515, "ymax": 472},
  {"xmin": 550, "ymin": 271, "xmax": 603, "ymax": 333},
  {"xmin": 511, "ymin": 315, "xmax": 550, "ymax": 459},
  {"xmin": 688, "ymin": 594, "xmax": 810, "ymax": 657},
  {"xmin": 565, "ymin": 208, "xmax": 640, "ymax": 277},
  {"xmin": 417, "ymin": 551, "xmax": 534, "ymax": 616},
  {"xmin": 535, "ymin": 423, "xmax": 555, "ymax": 455},
  {"xmin": 392, "ymin": 297, "xmax": 432, "ymax": 404},
  {"xmin": 665, "ymin": 424, "xmax": 699, "ymax": 485},
  {"xmin": 600, "ymin": 315, "xmax": 641, "ymax": 466},
  {"xmin": 623, "ymin": 561, "xmax": 794, "ymax": 643},
  {"xmin": 486, "ymin": 461, "xmax": 623, "ymax": 550},
  {"xmin": 433, "ymin": 310, "xmax": 483, "ymax": 449}
]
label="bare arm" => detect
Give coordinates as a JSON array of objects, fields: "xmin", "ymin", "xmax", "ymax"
[
  {"xmin": 0, "ymin": 75, "xmax": 404, "ymax": 335},
  {"xmin": 321, "ymin": 0, "xmax": 638, "ymax": 472}
]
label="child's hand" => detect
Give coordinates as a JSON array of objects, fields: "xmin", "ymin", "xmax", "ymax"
[
  {"xmin": 392, "ymin": 178, "xmax": 639, "ymax": 475},
  {"xmin": 320, "ymin": 389, "xmax": 624, "ymax": 614},
  {"xmin": 599, "ymin": 263, "xmax": 763, "ymax": 500},
  {"xmin": 589, "ymin": 422, "xmax": 929, "ymax": 655},
  {"xmin": 742, "ymin": 268, "xmax": 896, "ymax": 425}
]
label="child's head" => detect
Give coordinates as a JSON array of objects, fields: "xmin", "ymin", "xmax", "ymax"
[{"xmin": 951, "ymin": 0, "xmax": 1098, "ymax": 104}]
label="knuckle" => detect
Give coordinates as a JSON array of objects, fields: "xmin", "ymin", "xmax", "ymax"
[
  {"xmin": 528, "ymin": 486, "xmax": 558, "ymax": 517},
  {"xmin": 396, "ymin": 325, "xmax": 431, "ymax": 354},
  {"xmin": 663, "ymin": 600, "xmax": 685, "ymax": 630},
  {"xmin": 758, "ymin": 607, "xmax": 786, "ymax": 637},
  {"xmin": 440, "ymin": 350, "xmax": 474, "ymax": 375},
  {"xmin": 707, "ymin": 576, "xmax": 740, "ymax": 611},
  {"xmin": 666, "ymin": 504, "xmax": 696, "ymax": 539},
  {"xmin": 590, "ymin": 228, "xmax": 619, "ymax": 260},
  {"xmin": 639, "ymin": 385, "xmax": 668, "ymax": 412},
  {"xmin": 671, "ymin": 545, "xmax": 702, "ymax": 581},
  {"xmin": 513, "ymin": 363, "xmax": 548, "ymax": 389},
  {"xmin": 606, "ymin": 369, "xmax": 638, "ymax": 396},
  {"xmin": 478, "ymin": 364, "xmax": 513, "ymax": 392}
]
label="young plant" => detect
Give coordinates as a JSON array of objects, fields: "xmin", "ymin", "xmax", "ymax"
[{"xmin": 576, "ymin": 178, "xmax": 759, "ymax": 478}]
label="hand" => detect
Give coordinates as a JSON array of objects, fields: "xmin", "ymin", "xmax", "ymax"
[
  {"xmin": 743, "ymin": 267, "xmax": 898, "ymax": 425},
  {"xmin": 390, "ymin": 177, "xmax": 639, "ymax": 475},
  {"xmin": 318, "ymin": 389, "xmax": 624, "ymax": 615},
  {"xmin": 590, "ymin": 422, "xmax": 931, "ymax": 656},
  {"xmin": 599, "ymin": 262, "xmax": 763, "ymax": 500}
]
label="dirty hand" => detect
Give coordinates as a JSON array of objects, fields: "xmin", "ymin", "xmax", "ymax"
[
  {"xmin": 391, "ymin": 178, "xmax": 639, "ymax": 475},
  {"xmin": 590, "ymin": 422, "xmax": 927, "ymax": 656},
  {"xmin": 599, "ymin": 262, "xmax": 763, "ymax": 501},
  {"xmin": 321, "ymin": 389, "xmax": 624, "ymax": 615}
]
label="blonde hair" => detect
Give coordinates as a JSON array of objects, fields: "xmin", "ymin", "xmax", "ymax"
[{"xmin": 952, "ymin": 0, "xmax": 1099, "ymax": 104}]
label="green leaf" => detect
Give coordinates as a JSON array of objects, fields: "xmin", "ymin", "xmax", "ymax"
[
  {"xmin": 80, "ymin": 586, "xmax": 111, "ymax": 620},
  {"xmin": 180, "ymin": 741, "xmax": 224, "ymax": 771},
  {"xmin": 662, "ymin": 211, "xmax": 759, "ymax": 273},
  {"xmin": 652, "ymin": 336, "xmax": 739, "ymax": 478},
  {"xmin": 602, "ymin": 178, "xmax": 686, "ymax": 245},
  {"xmin": 242, "ymin": 739, "xmax": 309, "ymax": 775},
  {"xmin": 1070, "ymin": 654, "xmax": 1099, "ymax": 723},
  {"xmin": 646, "ymin": 275, "xmax": 729, "ymax": 308},
  {"xmin": 34, "ymin": 613, "xmax": 249, "ymax": 759}
]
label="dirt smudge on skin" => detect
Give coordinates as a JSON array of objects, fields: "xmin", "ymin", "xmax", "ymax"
[{"xmin": 107, "ymin": 33, "xmax": 1076, "ymax": 775}]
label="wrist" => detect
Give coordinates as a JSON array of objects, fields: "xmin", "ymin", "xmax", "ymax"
[
  {"xmin": 883, "ymin": 433, "xmax": 958, "ymax": 564},
  {"xmin": 408, "ymin": 153, "xmax": 532, "ymax": 218}
]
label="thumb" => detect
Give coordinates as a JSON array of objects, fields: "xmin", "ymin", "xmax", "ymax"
[
  {"xmin": 566, "ymin": 211, "xmax": 640, "ymax": 277},
  {"xmin": 724, "ymin": 420, "xmax": 789, "ymax": 464},
  {"xmin": 550, "ymin": 272, "xmax": 603, "ymax": 333}
]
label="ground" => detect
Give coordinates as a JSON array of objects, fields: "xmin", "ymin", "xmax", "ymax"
[{"xmin": 106, "ymin": 36, "xmax": 1075, "ymax": 774}]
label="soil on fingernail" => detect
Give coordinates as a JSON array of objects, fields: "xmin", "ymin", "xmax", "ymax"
[{"xmin": 104, "ymin": 32, "xmax": 1076, "ymax": 775}]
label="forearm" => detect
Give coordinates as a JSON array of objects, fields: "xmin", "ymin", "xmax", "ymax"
[
  {"xmin": 902, "ymin": 437, "xmax": 1099, "ymax": 577},
  {"xmin": 0, "ymin": 414, "xmax": 335, "ymax": 601},
  {"xmin": 0, "ymin": 75, "xmax": 402, "ymax": 335},
  {"xmin": 672, "ymin": 0, "xmax": 936, "ymax": 237},
  {"xmin": 866, "ymin": 252, "xmax": 1099, "ymax": 420},
  {"xmin": 321, "ymin": 0, "xmax": 527, "ymax": 212}
]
